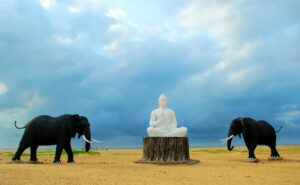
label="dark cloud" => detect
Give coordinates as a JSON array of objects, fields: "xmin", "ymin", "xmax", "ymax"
[{"xmin": 0, "ymin": 0, "xmax": 299, "ymax": 148}]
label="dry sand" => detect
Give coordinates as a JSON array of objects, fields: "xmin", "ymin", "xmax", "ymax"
[{"xmin": 0, "ymin": 145, "xmax": 299, "ymax": 185}]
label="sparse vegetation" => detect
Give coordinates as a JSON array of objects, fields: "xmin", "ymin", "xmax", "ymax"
[
  {"xmin": 111, "ymin": 152, "xmax": 140, "ymax": 156},
  {"xmin": 0, "ymin": 150, "xmax": 100, "ymax": 157},
  {"xmin": 191, "ymin": 149, "xmax": 244, "ymax": 153},
  {"xmin": 191, "ymin": 147, "xmax": 300, "ymax": 154}
]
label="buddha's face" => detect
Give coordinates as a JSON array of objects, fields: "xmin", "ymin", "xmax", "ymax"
[{"xmin": 158, "ymin": 95, "xmax": 168, "ymax": 108}]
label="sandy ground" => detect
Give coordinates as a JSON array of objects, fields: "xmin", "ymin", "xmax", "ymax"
[{"xmin": 0, "ymin": 145, "xmax": 300, "ymax": 185}]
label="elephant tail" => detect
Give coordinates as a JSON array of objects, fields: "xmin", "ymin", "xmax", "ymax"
[
  {"xmin": 276, "ymin": 126, "xmax": 283, "ymax": 133},
  {"xmin": 14, "ymin": 121, "xmax": 26, "ymax": 129}
]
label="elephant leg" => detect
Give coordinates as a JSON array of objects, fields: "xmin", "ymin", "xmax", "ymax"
[
  {"xmin": 64, "ymin": 144, "xmax": 74, "ymax": 163},
  {"xmin": 245, "ymin": 144, "xmax": 252, "ymax": 158},
  {"xmin": 30, "ymin": 145, "xmax": 38, "ymax": 161},
  {"xmin": 270, "ymin": 146, "xmax": 280, "ymax": 157},
  {"xmin": 12, "ymin": 144, "xmax": 29, "ymax": 161},
  {"xmin": 248, "ymin": 144, "xmax": 257, "ymax": 159},
  {"xmin": 268, "ymin": 145, "xmax": 282, "ymax": 160},
  {"xmin": 53, "ymin": 145, "xmax": 63, "ymax": 163}
]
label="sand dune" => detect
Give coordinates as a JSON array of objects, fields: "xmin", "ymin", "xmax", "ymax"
[{"xmin": 0, "ymin": 145, "xmax": 299, "ymax": 185}]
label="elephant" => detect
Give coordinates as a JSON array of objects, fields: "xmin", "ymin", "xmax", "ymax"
[
  {"xmin": 12, "ymin": 114, "xmax": 100, "ymax": 163},
  {"xmin": 221, "ymin": 117, "xmax": 283, "ymax": 162}
]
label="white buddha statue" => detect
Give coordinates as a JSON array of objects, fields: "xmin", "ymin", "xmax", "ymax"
[{"xmin": 147, "ymin": 94, "xmax": 188, "ymax": 137}]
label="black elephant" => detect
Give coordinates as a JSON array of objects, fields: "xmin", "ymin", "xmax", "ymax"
[
  {"xmin": 222, "ymin": 117, "xmax": 282, "ymax": 162},
  {"xmin": 12, "ymin": 114, "xmax": 100, "ymax": 163}
]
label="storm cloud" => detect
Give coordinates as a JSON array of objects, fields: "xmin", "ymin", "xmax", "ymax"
[{"xmin": 0, "ymin": 0, "xmax": 299, "ymax": 148}]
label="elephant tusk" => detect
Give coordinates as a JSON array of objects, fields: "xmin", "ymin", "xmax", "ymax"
[
  {"xmin": 82, "ymin": 135, "xmax": 92, "ymax": 144},
  {"xmin": 91, "ymin": 138, "xmax": 102, "ymax": 143},
  {"xmin": 220, "ymin": 135, "xmax": 234, "ymax": 142},
  {"xmin": 220, "ymin": 135, "xmax": 234, "ymax": 141}
]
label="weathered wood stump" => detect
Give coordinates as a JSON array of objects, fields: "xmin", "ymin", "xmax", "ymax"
[{"xmin": 135, "ymin": 137, "xmax": 199, "ymax": 164}]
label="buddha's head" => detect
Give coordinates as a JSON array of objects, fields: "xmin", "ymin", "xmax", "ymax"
[{"xmin": 158, "ymin": 94, "xmax": 168, "ymax": 109}]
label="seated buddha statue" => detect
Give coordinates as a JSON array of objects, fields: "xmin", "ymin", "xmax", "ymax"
[{"xmin": 147, "ymin": 94, "xmax": 187, "ymax": 137}]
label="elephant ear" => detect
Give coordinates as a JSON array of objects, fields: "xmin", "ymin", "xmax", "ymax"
[
  {"xmin": 239, "ymin": 118, "xmax": 247, "ymax": 138},
  {"xmin": 68, "ymin": 115, "xmax": 80, "ymax": 138}
]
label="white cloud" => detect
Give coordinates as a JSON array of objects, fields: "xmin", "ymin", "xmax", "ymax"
[
  {"xmin": 226, "ymin": 67, "xmax": 256, "ymax": 85},
  {"xmin": 105, "ymin": 9, "xmax": 127, "ymax": 21},
  {"xmin": 66, "ymin": 0, "xmax": 103, "ymax": 13},
  {"xmin": 20, "ymin": 92, "xmax": 44, "ymax": 109},
  {"xmin": 53, "ymin": 34, "xmax": 73, "ymax": 45},
  {"xmin": 276, "ymin": 104, "xmax": 300, "ymax": 128},
  {"xmin": 105, "ymin": 9, "xmax": 140, "ymax": 33},
  {"xmin": 214, "ymin": 60, "xmax": 229, "ymax": 70},
  {"xmin": 280, "ymin": 104, "xmax": 300, "ymax": 110},
  {"xmin": 177, "ymin": 0, "xmax": 264, "ymax": 93},
  {"xmin": 155, "ymin": 22, "xmax": 178, "ymax": 42},
  {"xmin": 38, "ymin": 0, "xmax": 55, "ymax": 10},
  {"xmin": 103, "ymin": 40, "xmax": 118, "ymax": 51},
  {"xmin": 179, "ymin": 0, "xmax": 239, "ymax": 42},
  {"xmin": 276, "ymin": 110, "xmax": 300, "ymax": 128},
  {"xmin": 175, "ymin": 39, "xmax": 261, "ymax": 94},
  {"xmin": 180, "ymin": 1, "xmax": 232, "ymax": 28},
  {"xmin": 181, "ymin": 70, "xmax": 211, "ymax": 86},
  {"xmin": 0, "ymin": 92, "xmax": 45, "ymax": 128},
  {"xmin": 0, "ymin": 107, "xmax": 27, "ymax": 128},
  {"xmin": 103, "ymin": 9, "xmax": 181, "ymax": 59},
  {"xmin": 108, "ymin": 23, "xmax": 123, "ymax": 32},
  {"xmin": 27, "ymin": 93, "xmax": 44, "ymax": 108},
  {"xmin": 0, "ymin": 83, "xmax": 7, "ymax": 95},
  {"xmin": 223, "ymin": 40, "xmax": 261, "ymax": 60},
  {"xmin": 68, "ymin": 7, "xmax": 81, "ymax": 13},
  {"xmin": 103, "ymin": 9, "xmax": 147, "ymax": 55}
]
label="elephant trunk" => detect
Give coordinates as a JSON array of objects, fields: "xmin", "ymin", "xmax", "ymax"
[
  {"xmin": 84, "ymin": 129, "xmax": 91, "ymax": 152},
  {"xmin": 227, "ymin": 130, "xmax": 234, "ymax": 151},
  {"xmin": 227, "ymin": 138, "xmax": 234, "ymax": 151},
  {"xmin": 85, "ymin": 141, "xmax": 90, "ymax": 152}
]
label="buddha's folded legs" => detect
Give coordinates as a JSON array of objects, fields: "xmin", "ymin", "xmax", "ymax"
[
  {"xmin": 147, "ymin": 127, "xmax": 168, "ymax": 137},
  {"xmin": 147, "ymin": 127, "xmax": 187, "ymax": 137},
  {"xmin": 165, "ymin": 127, "xmax": 187, "ymax": 137}
]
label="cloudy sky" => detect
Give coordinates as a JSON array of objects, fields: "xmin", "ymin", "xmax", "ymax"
[{"xmin": 0, "ymin": 0, "xmax": 299, "ymax": 149}]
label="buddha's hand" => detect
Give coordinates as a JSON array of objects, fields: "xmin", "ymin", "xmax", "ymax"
[{"xmin": 149, "ymin": 121, "xmax": 158, "ymax": 127}]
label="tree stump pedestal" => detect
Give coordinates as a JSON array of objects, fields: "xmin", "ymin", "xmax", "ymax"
[{"xmin": 135, "ymin": 137, "xmax": 199, "ymax": 165}]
